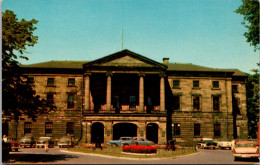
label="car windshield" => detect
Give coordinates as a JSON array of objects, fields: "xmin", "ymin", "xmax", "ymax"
[
  {"xmin": 121, "ymin": 138, "xmax": 131, "ymax": 140},
  {"xmin": 6, "ymin": 138, "xmax": 15, "ymax": 142},
  {"xmin": 219, "ymin": 139, "xmax": 230, "ymax": 141},
  {"xmin": 236, "ymin": 143, "xmax": 255, "ymax": 147},
  {"xmin": 21, "ymin": 137, "xmax": 31, "ymax": 140},
  {"xmin": 59, "ymin": 137, "xmax": 70, "ymax": 142},
  {"xmin": 204, "ymin": 140, "xmax": 213, "ymax": 142},
  {"xmin": 39, "ymin": 137, "xmax": 50, "ymax": 141}
]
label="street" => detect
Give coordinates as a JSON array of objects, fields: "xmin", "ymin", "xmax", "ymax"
[{"xmin": 4, "ymin": 148, "xmax": 260, "ymax": 164}]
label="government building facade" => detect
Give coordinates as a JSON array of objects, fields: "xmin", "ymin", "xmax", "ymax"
[{"xmin": 4, "ymin": 50, "xmax": 248, "ymax": 145}]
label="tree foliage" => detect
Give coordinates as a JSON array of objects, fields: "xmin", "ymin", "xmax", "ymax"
[
  {"xmin": 2, "ymin": 10, "xmax": 55, "ymax": 121},
  {"xmin": 246, "ymin": 69, "xmax": 259, "ymax": 138},
  {"xmin": 235, "ymin": 0, "xmax": 259, "ymax": 51}
]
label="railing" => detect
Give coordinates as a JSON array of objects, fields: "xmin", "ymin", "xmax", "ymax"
[{"xmin": 83, "ymin": 104, "xmax": 161, "ymax": 114}]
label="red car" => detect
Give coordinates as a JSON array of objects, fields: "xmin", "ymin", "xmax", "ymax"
[{"xmin": 4, "ymin": 136, "xmax": 20, "ymax": 152}]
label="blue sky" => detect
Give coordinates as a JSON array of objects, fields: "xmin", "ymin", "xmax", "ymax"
[{"xmin": 2, "ymin": 0, "xmax": 259, "ymax": 73}]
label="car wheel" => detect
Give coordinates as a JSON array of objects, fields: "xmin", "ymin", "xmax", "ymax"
[
  {"xmin": 234, "ymin": 157, "xmax": 237, "ymax": 161},
  {"xmin": 15, "ymin": 148, "xmax": 18, "ymax": 152}
]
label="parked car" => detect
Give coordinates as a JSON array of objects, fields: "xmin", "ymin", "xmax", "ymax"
[
  {"xmin": 196, "ymin": 138, "xmax": 217, "ymax": 149},
  {"xmin": 58, "ymin": 135, "xmax": 74, "ymax": 148},
  {"xmin": 36, "ymin": 137, "xmax": 54, "ymax": 148},
  {"xmin": 233, "ymin": 141, "xmax": 259, "ymax": 161},
  {"xmin": 2, "ymin": 140, "xmax": 10, "ymax": 158},
  {"xmin": 109, "ymin": 137, "xmax": 133, "ymax": 146},
  {"xmin": 5, "ymin": 136, "xmax": 20, "ymax": 151},
  {"xmin": 217, "ymin": 139, "xmax": 232, "ymax": 150},
  {"xmin": 120, "ymin": 137, "xmax": 154, "ymax": 146},
  {"xmin": 20, "ymin": 136, "xmax": 36, "ymax": 148}
]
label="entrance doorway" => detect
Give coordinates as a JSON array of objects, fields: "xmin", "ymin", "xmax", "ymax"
[
  {"xmin": 146, "ymin": 123, "xmax": 158, "ymax": 143},
  {"xmin": 113, "ymin": 123, "xmax": 137, "ymax": 140},
  {"xmin": 91, "ymin": 122, "xmax": 104, "ymax": 143}
]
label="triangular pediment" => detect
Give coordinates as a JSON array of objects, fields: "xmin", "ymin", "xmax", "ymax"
[{"xmin": 83, "ymin": 49, "xmax": 167, "ymax": 69}]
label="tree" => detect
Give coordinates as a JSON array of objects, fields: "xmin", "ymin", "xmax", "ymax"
[
  {"xmin": 2, "ymin": 10, "xmax": 55, "ymax": 121},
  {"xmin": 235, "ymin": 0, "xmax": 259, "ymax": 51},
  {"xmin": 246, "ymin": 69, "xmax": 259, "ymax": 138}
]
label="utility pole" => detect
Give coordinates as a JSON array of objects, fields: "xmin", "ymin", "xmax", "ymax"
[{"xmin": 122, "ymin": 28, "xmax": 123, "ymax": 50}]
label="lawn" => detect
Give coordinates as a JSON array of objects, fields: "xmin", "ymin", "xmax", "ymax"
[{"xmin": 66, "ymin": 146, "xmax": 197, "ymax": 159}]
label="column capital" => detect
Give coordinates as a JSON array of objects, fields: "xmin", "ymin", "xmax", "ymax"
[
  {"xmin": 159, "ymin": 72, "xmax": 166, "ymax": 78},
  {"xmin": 84, "ymin": 72, "xmax": 92, "ymax": 77},
  {"xmin": 106, "ymin": 71, "xmax": 113, "ymax": 77},
  {"xmin": 138, "ymin": 72, "xmax": 145, "ymax": 77}
]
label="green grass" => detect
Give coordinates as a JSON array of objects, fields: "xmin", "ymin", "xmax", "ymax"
[{"xmin": 66, "ymin": 146, "xmax": 197, "ymax": 159}]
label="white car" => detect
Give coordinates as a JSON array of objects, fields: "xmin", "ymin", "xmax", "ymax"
[
  {"xmin": 233, "ymin": 141, "xmax": 259, "ymax": 161},
  {"xmin": 217, "ymin": 139, "xmax": 232, "ymax": 150}
]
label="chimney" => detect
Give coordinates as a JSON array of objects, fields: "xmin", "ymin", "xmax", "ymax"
[{"xmin": 163, "ymin": 58, "xmax": 169, "ymax": 64}]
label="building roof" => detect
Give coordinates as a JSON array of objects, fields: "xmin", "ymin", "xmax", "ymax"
[
  {"xmin": 21, "ymin": 61, "xmax": 247, "ymax": 76},
  {"xmin": 20, "ymin": 50, "xmax": 247, "ymax": 77},
  {"xmin": 21, "ymin": 61, "xmax": 88, "ymax": 69}
]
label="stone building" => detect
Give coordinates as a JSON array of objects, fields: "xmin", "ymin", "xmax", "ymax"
[{"xmin": 4, "ymin": 50, "xmax": 248, "ymax": 145}]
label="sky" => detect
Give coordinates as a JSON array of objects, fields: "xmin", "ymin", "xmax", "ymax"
[{"xmin": 2, "ymin": 0, "xmax": 259, "ymax": 73}]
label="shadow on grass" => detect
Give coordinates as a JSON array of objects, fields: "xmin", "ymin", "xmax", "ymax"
[{"xmin": 8, "ymin": 153, "xmax": 78, "ymax": 163}]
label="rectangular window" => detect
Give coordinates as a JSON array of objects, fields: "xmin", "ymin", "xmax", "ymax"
[
  {"xmin": 129, "ymin": 96, "xmax": 136, "ymax": 109},
  {"xmin": 232, "ymin": 85, "xmax": 238, "ymax": 93},
  {"xmin": 68, "ymin": 78, "xmax": 75, "ymax": 86},
  {"xmin": 173, "ymin": 123, "xmax": 181, "ymax": 136},
  {"xmin": 213, "ymin": 96, "xmax": 220, "ymax": 111},
  {"xmin": 27, "ymin": 77, "xmax": 35, "ymax": 84},
  {"xmin": 45, "ymin": 122, "xmax": 53, "ymax": 135},
  {"xmin": 173, "ymin": 80, "xmax": 180, "ymax": 88},
  {"xmin": 212, "ymin": 81, "xmax": 219, "ymax": 88},
  {"xmin": 67, "ymin": 94, "xmax": 75, "ymax": 108},
  {"xmin": 24, "ymin": 122, "xmax": 32, "ymax": 135},
  {"xmin": 173, "ymin": 96, "xmax": 180, "ymax": 110},
  {"xmin": 214, "ymin": 124, "xmax": 221, "ymax": 137},
  {"xmin": 194, "ymin": 124, "xmax": 200, "ymax": 136},
  {"xmin": 66, "ymin": 122, "xmax": 74, "ymax": 135},
  {"xmin": 47, "ymin": 78, "xmax": 55, "ymax": 86},
  {"xmin": 47, "ymin": 93, "xmax": 54, "ymax": 105},
  {"xmin": 193, "ymin": 96, "xmax": 200, "ymax": 111},
  {"xmin": 193, "ymin": 80, "xmax": 199, "ymax": 88}
]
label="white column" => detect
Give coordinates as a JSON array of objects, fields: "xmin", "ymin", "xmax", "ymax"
[
  {"xmin": 106, "ymin": 72, "xmax": 112, "ymax": 111},
  {"xmin": 139, "ymin": 74, "xmax": 144, "ymax": 112},
  {"xmin": 84, "ymin": 73, "xmax": 91, "ymax": 110},
  {"xmin": 160, "ymin": 74, "xmax": 165, "ymax": 111}
]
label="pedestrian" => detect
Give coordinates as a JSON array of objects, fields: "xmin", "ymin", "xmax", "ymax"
[
  {"xmin": 44, "ymin": 142, "xmax": 49, "ymax": 152},
  {"xmin": 93, "ymin": 137, "xmax": 102, "ymax": 150}
]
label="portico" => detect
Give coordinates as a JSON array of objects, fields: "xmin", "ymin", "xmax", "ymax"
[{"xmin": 81, "ymin": 50, "xmax": 168, "ymax": 144}]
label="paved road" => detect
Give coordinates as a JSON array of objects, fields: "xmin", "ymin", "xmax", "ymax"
[{"xmin": 4, "ymin": 148, "xmax": 260, "ymax": 164}]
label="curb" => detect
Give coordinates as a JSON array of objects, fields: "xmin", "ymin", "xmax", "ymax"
[{"xmin": 60, "ymin": 149, "xmax": 200, "ymax": 160}]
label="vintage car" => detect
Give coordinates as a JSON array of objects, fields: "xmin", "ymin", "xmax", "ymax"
[
  {"xmin": 233, "ymin": 141, "xmax": 259, "ymax": 161},
  {"xmin": 58, "ymin": 135, "xmax": 74, "ymax": 148},
  {"xmin": 36, "ymin": 137, "xmax": 54, "ymax": 148},
  {"xmin": 4, "ymin": 136, "xmax": 20, "ymax": 151},
  {"xmin": 120, "ymin": 137, "xmax": 154, "ymax": 146},
  {"xmin": 217, "ymin": 139, "xmax": 232, "ymax": 150},
  {"xmin": 196, "ymin": 138, "xmax": 217, "ymax": 149},
  {"xmin": 20, "ymin": 136, "xmax": 36, "ymax": 148},
  {"xmin": 109, "ymin": 137, "xmax": 133, "ymax": 146}
]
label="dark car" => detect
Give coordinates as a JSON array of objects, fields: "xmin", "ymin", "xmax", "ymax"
[
  {"xmin": 5, "ymin": 136, "xmax": 20, "ymax": 151},
  {"xmin": 36, "ymin": 137, "xmax": 54, "ymax": 148},
  {"xmin": 20, "ymin": 136, "xmax": 36, "ymax": 148},
  {"xmin": 2, "ymin": 141, "xmax": 10, "ymax": 162},
  {"xmin": 196, "ymin": 138, "xmax": 218, "ymax": 149}
]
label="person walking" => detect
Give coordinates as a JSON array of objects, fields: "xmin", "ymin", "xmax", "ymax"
[
  {"xmin": 44, "ymin": 142, "xmax": 49, "ymax": 152},
  {"xmin": 93, "ymin": 137, "xmax": 102, "ymax": 150}
]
